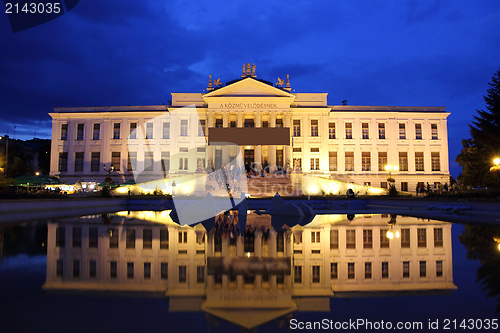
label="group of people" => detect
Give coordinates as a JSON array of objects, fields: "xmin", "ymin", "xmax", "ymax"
[
  {"xmin": 416, "ymin": 182, "xmax": 451, "ymax": 196},
  {"xmin": 211, "ymin": 211, "xmax": 240, "ymax": 239}
]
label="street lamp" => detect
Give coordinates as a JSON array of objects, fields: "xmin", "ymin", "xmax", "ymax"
[
  {"xmin": 0, "ymin": 135, "xmax": 8, "ymax": 177},
  {"xmin": 386, "ymin": 214, "xmax": 400, "ymax": 239},
  {"xmin": 385, "ymin": 164, "xmax": 398, "ymax": 188},
  {"xmin": 103, "ymin": 164, "xmax": 115, "ymax": 175},
  {"xmin": 490, "ymin": 158, "xmax": 500, "ymax": 188}
]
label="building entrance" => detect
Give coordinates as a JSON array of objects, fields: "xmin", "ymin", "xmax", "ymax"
[{"xmin": 244, "ymin": 149, "xmax": 254, "ymax": 171}]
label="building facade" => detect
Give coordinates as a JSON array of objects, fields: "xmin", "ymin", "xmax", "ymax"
[{"xmin": 49, "ymin": 64, "xmax": 450, "ymax": 193}]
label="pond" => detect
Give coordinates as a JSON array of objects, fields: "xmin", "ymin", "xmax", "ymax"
[{"xmin": 0, "ymin": 211, "xmax": 499, "ymax": 332}]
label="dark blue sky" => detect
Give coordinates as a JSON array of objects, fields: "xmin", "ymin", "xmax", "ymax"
[{"xmin": 1, "ymin": 0, "xmax": 499, "ymax": 177}]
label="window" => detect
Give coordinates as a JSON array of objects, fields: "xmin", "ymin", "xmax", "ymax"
[
  {"xmin": 56, "ymin": 260, "xmax": 63, "ymax": 277},
  {"xmin": 113, "ymin": 123, "xmax": 120, "ymax": 139},
  {"xmin": 401, "ymin": 182, "xmax": 408, "ymax": 191},
  {"xmin": 363, "ymin": 229, "xmax": 373, "ymax": 249},
  {"xmin": 434, "ymin": 228, "xmax": 443, "ymax": 247},
  {"xmin": 60, "ymin": 123, "xmax": 68, "ymax": 141},
  {"xmin": 361, "ymin": 152, "xmax": 371, "ymax": 171},
  {"xmin": 110, "ymin": 261, "xmax": 117, "ymax": 279},
  {"xmin": 179, "ymin": 266, "xmax": 187, "ymax": 283},
  {"xmin": 345, "ymin": 152, "xmax": 354, "ymax": 171},
  {"xmin": 415, "ymin": 152, "xmax": 424, "ymax": 171},
  {"xmin": 143, "ymin": 229, "xmax": 152, "ymax": 249},
  {"xmin": 417, "ymin": 228, "xmax": 427, "ymax": 247},
  {"xmin": 380, "ymin": 181, "xmax": 388, "ymax": 189},
  {"xmin": 146, "ymin": 123, "xmax": 154, "ymax": 139},
  {"xmin": 398, "ymin": 123, "xmax": 406, "ymax": 139},
  {"xmin": 312, "ymin": 266, "xmax": 320, "ymax": 283},
  {"xmin": 144, "ymin": 152, "xmax": 154, "ymax": 171},
  {"xmin": 89, "ymin": 260, "xmax": 96, "ymax": 278},
  {"xmin": 365, "ymin": 262, "xmax": 372, "ymax": 279},
  {"xmin": 129, "ymin": 123, "xmax": 137, "ymax": 139},
  {"xmin": 415, "ymin": 123, "xmax": 422, "ymax": 139},
  {"xmin": 261, "ymin": 120, "xmax": 268, "ymax": 128},
  {"xmin": 277, "ymin": 231, "xmax": 285, "ymax": 253},
  {"xmin": 329, "ymin": 123, "xmax": 336, "ymax": 139},
  {"xmin": 111, "ymin": 152, "xmax": 120, "ymax": 171},
  {"xmin": 293, "ymin": 158, "xmax": 302, "ymax": 170},
  {"xmin": 58, "ymin": 152, "xmax": 68, "ymax": 172},
  {"xmin": 345, "ymin": 122, "xmax": 352, "ymax": 139},
  {"xmin": 294, "ymin": 266, "xmax": 302, "ymax": 283},
  {"xmin": 419, "ymin": 261, "xmax": 426, "ymax": 277},
  {"xmin": 276, "ymin": 118, "xmax": 283, "ymax": 127},
  {"xmin": 378, "ymin": 152, "xmax": 387, "ymax": 172},
  {"xmin": 347, "ymin": 263, "xmax": 355, "ymax": 279},
  {"xmin": 362, "ymin": 123, "xmax": 369, "ymax": 139},
  {"xmin": 77, "ymin": 123, "xmax": 84, "ymax": 140},
  {"xmin": 198, "ymin": 120, "xmax": 205, "ymax": 136},
  {"xmin": 431, "ymin": 123, "xmax": 438, "ymax": 139},
  {"xmin": 244, "ymin": 118, "xmax": 254, "ymax": 128},
  {"xmin": 378, "ymin": 123, "xmax": 385, "ymax": 139},
  {"xmin": 74, "ymin": 152, "xmax": 84, "ymax": 172},
  {"xmin": 399, "ymin": 152, "xmax": 408, "ymax": 171},
  {"xmin": 293, "ymin": 119, "xmax": 301, "ymax": 137},
  {"xmin": 109, "ymin": 229, "xmax": 118, "ymax": 248},
  {"xmin": 403, "ymin": 261, "xmax": 410, "ymax": 278},
  {"xmin": 178, "ymin": 231, "xmax": 187, "ymax": 243},
  {"xmin": 197, "ymin": 158, "xmax": 206, "ymax": 170},
  {"xmin": 179, "ymin": 157, "xmax": 188, "ymax": 170},
  {"xmin": 161, "ymin": 152, "xmax": 170, "ymax": 173},
  {"xmin": 56, "ymin": 227, "xmax": 65, "ymax": 247},
  {"xmin": 310, "ymin": 147, "xmax": 320, "ymax": 153},
  {"xmin": 311, "ymin": 231, "xmax": 320, "ymax": 243},
  {"xmin": 73, "ymin": 260, "xmax": 80, "ymax": 278},
  {"xmin": 382, "ymin": 262, "xmax": 389, "ymax": 278},
  {"xmin": 215, "ymin": 118, "xmax": 223, "ymax": 128},
  {"xmin": 331, "ymin": 263, "xmax": 338, "ymax": 279},
  {"xmin": 90, "ymin": 152, "xmax": 100, "ymax": 172},
  {"xmin": 310, "ymin": 158, "xmax": 319, "ymax": 170},
  {"xmin": 401, "ymin": 229, "xmax": 410, "ymax": 248},
  {"xmin": 94, "ymin": 123, "xmax": 102, "ymax": 140},
  {"xmin": 311, "ymin": 119, "xmax": 318, "ymax": 137},
  {"xmin": 329, "ymin": 152, "xmax": 337, "ymax": 171},
  {"xmin": 126, "ymin": 229, "xmax": 135, "ymax": 249},
  {"xmin": 144, "ymin": 262, "xmax": 151, "ymax": 279},
  {"xmin": 330, "ymin": 230, "xmax": 339, "ymax": 249},
  {"xmin": 127, "ymin": 262, "xmax": 134, "ymax": 279},
  {"xmin": 127, "ymin": 152, "xmax": 137, "ymax": 172},
  {"xmin": 197, "ymin": 266, "xmax": 205, "ymax": 283},
  {"xmin": 431, "ymin": 152, "xmax": 440, "ymax": 171},
  {"xmin": 380, "ymin": 229, "xmax": 389, "ymax": 248},
  {"xmin": 436, "ymin": 260, "xmax": 443, "ymax": 277},
  {"xmin": 346, "ymin": 230, "xmax": 356, "ymax": 249},
  {"xmin": 89, "ymin": 227, "xmax": 98, "ymax": 248},
  {"xmin": 163, "ymin": 122, "xmax": 170, "ymax": 139},
  {"xmin": 72, "ymin": 227, "xmax": 81, "ymax": 248},
  {"xmin": 179, "ymin": 147, "xmax": 188, "ymax": 153},
  {"xmin": 160, "ymin": 229, "xmax": 169, "ymax": 249},
  {"xmin": 161, "ymin": 263, "xmax": 168, "ymax": 279}
]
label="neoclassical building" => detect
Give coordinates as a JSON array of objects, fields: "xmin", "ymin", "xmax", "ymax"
[{"xmin": 49, "ymin": 64, "xmax": 450, "ymax": 193}]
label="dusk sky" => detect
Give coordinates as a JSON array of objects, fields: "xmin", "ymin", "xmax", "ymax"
[{"xmin": 1, "ymin": 0, "xmax": 499, "ymax": 177}]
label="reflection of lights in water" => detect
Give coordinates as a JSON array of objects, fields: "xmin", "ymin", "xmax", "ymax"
[
  {"xmin": 246, "ymin": 252, "xmax": 251, "ymax": 257},
  {"xmin": 246, "ymin": 210, "xmax": 252, "ymax": 214}
]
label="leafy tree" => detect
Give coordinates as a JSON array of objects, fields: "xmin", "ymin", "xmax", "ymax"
[{"xmin": 456, "ymin": 69, "xmax": 500, "ymax": 187}]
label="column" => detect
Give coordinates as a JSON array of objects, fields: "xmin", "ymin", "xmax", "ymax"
[
  {"xmin": 236, "ymin": 235, "xmax": 244, "ymax": 288},
  {"xmin": 237, "ymin": 112, "xmax": 244, "ymax": 128},
  {"xmin": 222, "ymin": 112, "xmax": 229, "ymax": 164},
  {"xmin": 284, "ymin": 113, "xmax": 291, "ymax": 172},
  {"xmin": 207, "ymin": 113, "xmax": 215, "ymax": 128},
  {"xmin": 270, "ymin": 112, "xmax": 277, "ymax": 171},
  {"xmin": 269, "ymin": 229, "xmax": 277, "ymax": 289},
  {"xmin": 255, "ymin": 231, "xmax": 263, "ymax": 289}
]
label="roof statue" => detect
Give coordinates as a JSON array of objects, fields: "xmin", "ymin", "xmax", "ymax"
[
  {"xmin": 241, "ymin": 63, "xmax": 257, "ymax": 78},
  {"xmin": 276, "ymin": 77, "xmax": 284, "ymax": 87},
  {"xmin": 207, "ymin": 74, "xmax": 213, "ymax": 91},
  {"xmin": 213, "ymin": 78, "xmax": 222, "ymax": 87}
]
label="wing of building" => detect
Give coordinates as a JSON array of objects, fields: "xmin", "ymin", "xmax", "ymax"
[{"xmin": 49, "ymin": 64, "xmax": 450, "ymax": 194}]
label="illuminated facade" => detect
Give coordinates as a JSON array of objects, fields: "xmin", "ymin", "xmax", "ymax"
[
  {"xmin": 49, "ymin": 64, "xmax": 450, "ymax": 193},
  {"xmin": 44, "ymin": 213, "xmax": 455, "ymax": 329}
]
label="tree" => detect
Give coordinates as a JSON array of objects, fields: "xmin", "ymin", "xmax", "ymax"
[{"xmin": 456, "ymin": 69, "xmax": 500, "ymax": 187}]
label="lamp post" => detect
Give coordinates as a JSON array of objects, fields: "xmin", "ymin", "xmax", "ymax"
[
  {"xmin": 0, "ymin": 135, "xmax": 8, "ymax": 177},
  {"xmin": 103, "ymin": 164, "xmax": 115, "ymax": 175},
  {"xmin": 385, "ymin": 164, "xmax": 398, "ymax": 189}
]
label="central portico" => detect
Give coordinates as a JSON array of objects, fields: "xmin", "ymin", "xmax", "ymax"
[{"xmin": 202, "ymin": 71, "xmax": 297, "ymax": 171}]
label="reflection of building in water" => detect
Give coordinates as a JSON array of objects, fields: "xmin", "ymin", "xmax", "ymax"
[{"xmin": 44, "ymin": 213, "xmax": 455, "ymax": 329}]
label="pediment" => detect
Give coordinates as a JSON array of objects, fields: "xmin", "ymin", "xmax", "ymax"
[{"xmin": 203, "ymin": 77, "xmax": 294, "ymax": 99}]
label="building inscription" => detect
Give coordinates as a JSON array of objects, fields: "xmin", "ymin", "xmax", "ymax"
[{"xmin": 219, "ymin": 103, "xmax": 277, "ymax": 109}]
